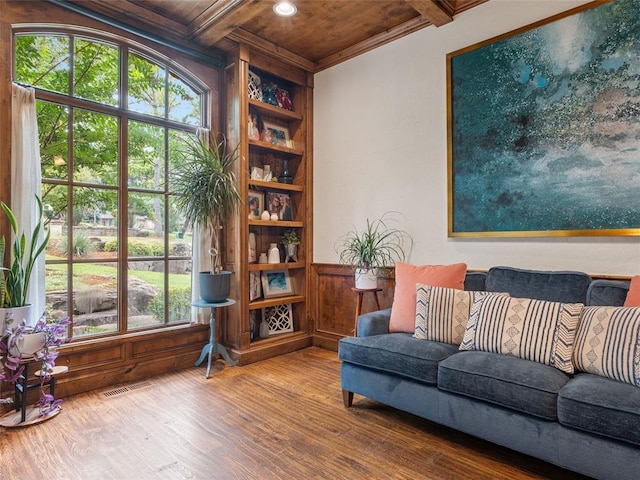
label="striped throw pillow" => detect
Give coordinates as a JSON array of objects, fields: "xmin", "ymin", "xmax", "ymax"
[
  {"xmin": 413, "ymin": 285, "xmax": 505, "ymax": 345},
  {"xmin": 459, "ymin": 295, "xmax": 583, "ymax": 374},
  {"xmin": 573, "ymin": 306, "xmax": 640, "ymax": 386}
]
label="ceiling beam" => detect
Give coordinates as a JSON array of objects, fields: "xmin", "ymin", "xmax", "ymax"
[
  {"xmin": 315, "ymin": 16, "xmax": 431, "ymax": 73},
  {"xmin": 404, "ymin": 0, "xmax": 453, "ymax": 26},
  {"xmin": 187, "ymin": 0, "xmax": 264, "ymax": 43},
  {"xmin": 227, "ymin": 28, "xmax": 316, "ymax": 73}
]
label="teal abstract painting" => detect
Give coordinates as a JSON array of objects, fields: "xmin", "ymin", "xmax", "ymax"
[{"xmin": 448, "ymin": 0, "xmax": 640, "ymax": 236}]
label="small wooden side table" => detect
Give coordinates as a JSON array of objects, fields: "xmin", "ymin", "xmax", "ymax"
[
  {"xmin": 0, "ymin": 360, "xmax": 67, "ymax": 428},
  {"xmin": 192, "ymin": 299, "xmax": 238, "ymax": 378},
  {"xmin": 351, "ymin": 287, "xmax": 382, "ymax": 336}
]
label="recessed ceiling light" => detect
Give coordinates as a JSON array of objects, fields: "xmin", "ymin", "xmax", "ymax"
[{"xmin": 273, "ymin": 1, "xmax": 297, "ymax": 17}]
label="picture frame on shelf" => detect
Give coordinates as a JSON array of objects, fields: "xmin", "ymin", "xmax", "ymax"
[
  {"xmin": 263, "ymin": 304, "xmax": 294, "ymax": 335},
  {"xmin": 261, "ymin": 269, "xmax": 293, "ymax": 298},
  {"xmin": 266, "ymin": 191, "xmax": 292, "ymax": 221},
  {"xmin": 248, "ymin": 106, "xmax": 262, "ymax": 141},
  {"xmin": 249, "ymin": 271, "xmax": 262, "ymax": 301},
  {"xmin": 249, "ymin": 309, "xmax": 260, "ymax": 341},
  {"xmin": 261, "ymin": 121, "xmax": 292, "ymax": 148},
  {"xmin": 248, "ymin": 190, "xmax": 264, "ymax": 220}
]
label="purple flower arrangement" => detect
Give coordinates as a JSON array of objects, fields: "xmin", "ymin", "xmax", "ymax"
[{"xmin": 0, "ymin": 312, "xmax": 70, "ymax": 416}]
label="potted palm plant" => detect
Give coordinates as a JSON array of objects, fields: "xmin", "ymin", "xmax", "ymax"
[
  {"xmin": 171, "ymin": 132, "xmax": 241, "ymax": 303},
  {"xmin": 0, "ymin": 195, "xmax": 50, "ymax": 334},
  {"xmin": 336, "ymin": 213, "xmax": 411, "ymax": 289}
]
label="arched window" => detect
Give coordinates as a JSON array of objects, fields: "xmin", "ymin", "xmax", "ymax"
[{"xmin": 14, "ymin": 29, "xmax": 206, "ymax": 339}]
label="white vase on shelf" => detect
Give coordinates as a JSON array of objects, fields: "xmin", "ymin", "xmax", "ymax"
[{"xmin": 268, "ymin": 243, "xmax": 280, "ymax": 264}]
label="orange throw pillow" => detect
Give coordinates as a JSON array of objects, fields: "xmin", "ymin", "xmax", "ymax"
[
  {"xmin": 389, "ymin": 262, "xmax": 468, "ymax": 333},
  {"xmin": 624, "ymin": 275, "xmax": 640, "ymax": 306}
]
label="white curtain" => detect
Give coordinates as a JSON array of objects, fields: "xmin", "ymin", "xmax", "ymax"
[
  {"xmin": 11, "ymin": 83, "xmax": 44, "ymax": 326},
  {"xmin": 190, "ymin": 127, "xmax": 211, "ymax": 324}
]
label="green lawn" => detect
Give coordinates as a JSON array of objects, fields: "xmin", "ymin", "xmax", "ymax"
[{"xmin": 46, "ymin": 259, "xmax": 191, "ymax": 290}]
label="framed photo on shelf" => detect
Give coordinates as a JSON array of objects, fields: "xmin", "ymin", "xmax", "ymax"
[
  {"xmin": 266, "ymin": 191, "xmax": 292, "ymax": 221},
  {"xmin": 261, "ymin": 121, "xmax": 292, "ymax": 148},
  {"xmin": 249, "ymin": 309, "xmax": 260, "ymax": 341},
  {"xmin": 261, "ymin": 269, "xmax": 293, "ymax": 298},
  {"xmin": 248, "ymin": 190, "xmax": 264, "ymax": 219},
  {"xmin": 249, "ymin": 270, "xmax": 262, "ymax": 301}
]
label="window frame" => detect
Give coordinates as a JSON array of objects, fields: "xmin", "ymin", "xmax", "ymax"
[{"xmin": 12, "ymin": 26, "xmax": 209, "ymax": 341}]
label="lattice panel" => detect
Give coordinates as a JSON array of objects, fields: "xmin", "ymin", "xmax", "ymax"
[{"xmin": 266, "ymin": 304, "xmax": 294, "ymax": 335}]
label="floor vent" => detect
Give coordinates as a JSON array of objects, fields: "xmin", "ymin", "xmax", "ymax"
[{"xmin": 102, "ymin": 381, "xmax": 153, "ymax": 399}]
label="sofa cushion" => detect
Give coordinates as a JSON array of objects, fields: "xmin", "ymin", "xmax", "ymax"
[
  {"xmin": 338, "ymin": 333, "xmax": 459, "ymax": 385},
  {"xmin": 438, "ymin": 351, "xmax": 571, "ymax": 420},
  {"xmin": 485, "ymin": 266, "xmax": 591, "ymax": 303},
  {"xmin": 460, "ymin": 294, "xmax": 583, "ymax": 374},
  {"xmin": 464, "ymin": 271, "xmax": 487, "ymax": 292},
  {"xmin": 623, "ymin": 275, "xmax": 640, "ymax": 306},
  {"xmin": 573, "ymin": 306, "xmax": 640, "ymax": 386},
  {"xmin": 558, "ymin": 373, "xmax": 640, "ymax": 446},
  {"xmin": 389, "ymin": 262, "xmax": 467, "ymax": 333},
  {"xmin": 587, "ymin": 279, "xmax": 629, "ymax": 307},
  {"xmin": 414, "ymin": 286, "xmax": 505, "ymax": 345}
]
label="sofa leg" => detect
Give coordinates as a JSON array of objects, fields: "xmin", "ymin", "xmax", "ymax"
[{"xmin": 342, "ymin": 389, "xmax": 354, "ymax": 407}]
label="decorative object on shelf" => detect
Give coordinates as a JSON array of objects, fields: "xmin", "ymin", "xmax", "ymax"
[
  {"xmin": 270, "ymin": 213, "xmax": 279, "ymax": 221},
  {"xmin": 262, "ymin": 121, "xmax": 291, "ymax": 148},
  {"xmin": 248, "ymin": 232, "xmax": 257, "ymax": 263},
  {"xmin": 0, "ymin": 312, "xmax": 70, "ymax": 418},
  {"xmin": 1, "ymin": 195, "xmax": 50, "ymax": 334},
  {"xmin": 268, "ymin": 243, "xmax": 280, "ymax": 264},
  {"xmin": 265, "ymin": 304, "xmax": 294, "ymax": 335},
  {"xmin": 261, "ymin": 269, "xmax": 293, "ymax": 298},
  {"xmin": 262, "ymin": 165, "xmax": 272, "ymax": 182},
  {"xmin": 267, "ymin": 191, "xmax": 292, "ymax": 221},
  {"xmin": 259, "ymin": 315, "xmax": 270, "ymax": 338},
  {"xmin": 261, "ymin": 210, "xmax": 271, "ymax": 221},
  {"xmin": 248, "ymin": 190, "xmax": 263, "ymax": 220},
  {"xmin": 249, "ymin": 271, "xmax": 262, "ymax": 301},
  {"xmin": 171, "ymin": 132, "xmax": 241, "ymax": 303},
  {"xmin": 247, "ymin": 70, "xmax": 262, "ymax": 101},
  {"xmin": 275, "ymin": 87, "xmax": 293, "ymax": 110},
  {"xmin": 258, "ymin": 253, "xmax": 268, "ymax": 264},
  {"xmin": 262, "ymin": 81, "xmax": 278, "ymax": 106},
  {"xmin": 281, "ymin": 229, "xmax": 299, "ymax": 263},
  {"xmin": 250, "ymin": 166, "xmax": 264, "ymax": 180},
  {"xmin": 336, "ymin": 212, "xmax": 412, "ymax": 290},
  {"xmin": 278, "ymin": 159, "xmax": 293, "ymax": 184}
]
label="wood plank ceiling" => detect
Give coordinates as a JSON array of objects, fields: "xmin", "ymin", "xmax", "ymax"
[{"xmin": 63, "ymin": 0, "xmax": 488, "ymax": 72}]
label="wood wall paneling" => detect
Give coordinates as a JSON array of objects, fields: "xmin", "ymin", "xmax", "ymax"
[{"xmin": 311, "ymin": 263, "xmax": 395, "ymax": 351}]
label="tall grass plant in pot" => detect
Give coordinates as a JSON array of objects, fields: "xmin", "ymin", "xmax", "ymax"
[
  {"xmin": 171, "ymin": 132, "xmax": 241, "ymax": 303},
  {"xmin": 0, "ymin": 195, "xmax": 50, "ymax": 334},
  {"xmin": 336, "ymin": 213, "xmax": 411, "ymax": 289}
]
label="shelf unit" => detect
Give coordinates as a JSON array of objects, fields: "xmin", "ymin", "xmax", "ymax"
[{"xmin": 223, "ymin": 46, "xmax": 313, "ymax": 364}]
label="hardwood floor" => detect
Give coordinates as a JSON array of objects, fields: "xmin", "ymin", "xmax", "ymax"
[{"xmin": 0, "ymin": 347, "xmax": 592, "ymax": 480}]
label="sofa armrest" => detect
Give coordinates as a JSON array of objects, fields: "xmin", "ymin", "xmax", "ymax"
[{"xmin": 357, "ymin": 308, "xmax": 392, "ymax": 336}]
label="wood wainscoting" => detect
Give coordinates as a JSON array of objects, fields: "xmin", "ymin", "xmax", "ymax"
[
  {"xmin": 311, "ymin": 263, "xmax": 395, "ymax": 351},
  {"xmin": 0, "ymin": 323, "xmax": 210, "ymax": 415}
]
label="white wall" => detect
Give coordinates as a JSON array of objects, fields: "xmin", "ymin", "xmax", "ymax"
[{"xmin": 313, "ymin": 0, "xmax": 640, "ymax": 277}]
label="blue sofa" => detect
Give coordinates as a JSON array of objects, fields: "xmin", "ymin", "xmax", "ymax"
[{"xmin": 338, "ymin": 267, "xmax": 640, "ymax": 480}]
